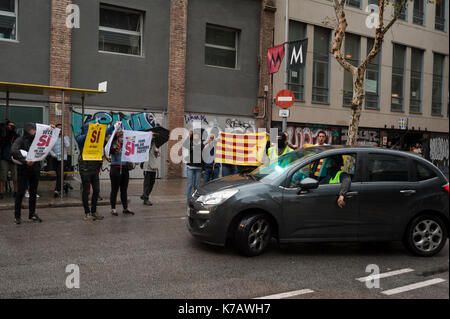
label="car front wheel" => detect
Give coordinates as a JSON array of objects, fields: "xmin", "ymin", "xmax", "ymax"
[
  {"xmin": 404, "ymin": 214, "xmax": 448, "ymax": 257},
  {"xmin": 234, "ymin": 214, "xmax": 272, "ymax": 257}
]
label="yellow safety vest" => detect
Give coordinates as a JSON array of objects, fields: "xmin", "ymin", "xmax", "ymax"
[
  {"xmin": 329, "ymin": 171, "xmax": 343, "ymax": 184},
  {"xmin": 268, "ymin": 146, "xmax": 293, "ymax": 160}
]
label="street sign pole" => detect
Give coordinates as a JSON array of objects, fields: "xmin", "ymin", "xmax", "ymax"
[
  {"xmin": 283, "ymin": 0, "xmax": 289, "ymax": 133},
  {"xmin": 61, "ymin": 90, "xmax": 65, "ymax": 199}
]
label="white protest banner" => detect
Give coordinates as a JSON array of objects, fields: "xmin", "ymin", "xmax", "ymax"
[
  {"xmin": 104, "ymin": 122, "xmax": 121, "ymax": 158},
  {"xmin": 121, "ymin": 130, "xmax": 152, "ymax": 163},
  {"xmin": 26, "ymin": 124, "xmax": 61, "ymax": 162}
]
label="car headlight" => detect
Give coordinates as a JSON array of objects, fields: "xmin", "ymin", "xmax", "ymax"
[{"xmin": 197, "ymin": 189, "xmax": 239, "ymax": 206}]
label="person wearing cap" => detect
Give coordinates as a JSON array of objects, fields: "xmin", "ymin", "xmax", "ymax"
[
  {"xmin": 10, "ymin": 123, "xmax": 51, "ymax": 224},
  {"xmin": 76, "ymin": 122, "xmax": 116, "ymax": 221}
]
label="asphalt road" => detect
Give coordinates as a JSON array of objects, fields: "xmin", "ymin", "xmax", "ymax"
[{"xmin": 0, "ymin": 199, "xmax": 448, "ymax": 299}]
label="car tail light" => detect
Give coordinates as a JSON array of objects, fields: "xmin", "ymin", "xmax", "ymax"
[{"xmin": 443, "ymin": 183, "xmax": 449, "ymax": 194}]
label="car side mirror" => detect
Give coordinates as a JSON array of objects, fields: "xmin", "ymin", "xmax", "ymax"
[{"xmin": 299, "ymin": 178, "xmax": 319, "ymax": 191}]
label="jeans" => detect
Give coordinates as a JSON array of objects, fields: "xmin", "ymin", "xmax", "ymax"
[
  {"xmin": 80, "ymin": 168, "xmax": 100, "ymax": 215},
  {"xmin": 221, "ymin": 164, "xmax": 238, "ymax": 177},
  {"xmin": 15, "ymin": 169, "xmax": 39, "ymax": 219},
  {"xmin": 202, "ymin": 165, "xmax": 220, "ymax": 184},
  {"xmin": 110, "ymin": 166, "xmax": 129, "ymax": 210},
  {"xmin": 186, "ymin": 167, "xmax": 202, "ymax": 201}
]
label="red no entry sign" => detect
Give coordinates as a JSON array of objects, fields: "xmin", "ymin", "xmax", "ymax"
[{"xmin": 275, "ymin": 89, "xmax": 295, "ymax": 109}]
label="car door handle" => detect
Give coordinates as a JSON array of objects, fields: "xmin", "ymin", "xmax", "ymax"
[
  {"xmin": 400, "ymin": 190, "xmax": 416, "ymax": 195},
  {"xmin": 346, "ymin": 191, "xmax": 359, "ymax": 197}
]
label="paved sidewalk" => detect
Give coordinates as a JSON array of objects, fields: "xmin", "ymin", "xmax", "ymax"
[{"xmin": 0, "ymin": 178, "xmax": 187, "ymax": 211}]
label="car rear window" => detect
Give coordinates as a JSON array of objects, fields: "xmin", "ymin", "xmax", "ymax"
[
  {"xmin": 415, "ymin": 161, "xmax": 437, "ymax": 181},
  {"xmin": 367, "ymin": 154, "xmax": 409, "ymax": 182}
]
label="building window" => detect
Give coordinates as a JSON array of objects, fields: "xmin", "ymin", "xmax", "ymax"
[
  {"xmin": 99, "ymin": 4, "xmax": 143, "ymax": 56},
  {"xmin": 343, "ymin": 34, "xmax": 360, "ymax": 107},
  {"xmin": 391, "ymin": 44, "xmax": 406, "ymax": 112},
  {"xmin": 365, "ymin": 38, "xmax": 381, "ymax": 110},
  {"xmin": 346, "ymin": 0, "xmax": 361, "ymax": 9},
  {"xmin": 432, "ymin": 53, "xmax": 445, "ymax": 116},
  {"xmin": 205, "ymin": 24, "xmax": 238, "ymax": 69},
  {"xmin": 0, "ymin": 0, "xmax": 17, "ymax": 41},
  {"xmin": 409, "ymin": 48, "xmax": 423, "ymax": 114},
  {"xmin": 413, "ymin": 0, "xmax": 425, "ymax": 25},
  {"xmin": 312, "ymin": 26, "xmax": 330, "ymax": 104},
  {"xmin": 393, "ymin": 0, "xmax": 408, "ymax": 21},
  {"xmin": 288, "ymin": 20, "xmax": 307, "ymax": 102},
  {"xmin": 435, "ymin": 0, "xmax": 447, "ymax": 31}
]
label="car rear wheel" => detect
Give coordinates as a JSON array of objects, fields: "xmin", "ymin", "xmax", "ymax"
[
  {"xmin": 404, "ymin": 214, "xmax": 448, "ymax": 257},
  {"xmin": 234, "ymin": 214, "xmax": 272, "ymax": 257}
]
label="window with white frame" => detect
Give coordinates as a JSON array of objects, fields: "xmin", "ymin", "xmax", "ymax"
[
  {"xmin": 99, "ymin": 4, "xmax": 143, "ymax": 56},
  {"xmin": 205, "ymin": 24, "xmax": 238, "ymax": 69},
  {"xmin": 0, "ymin": 0, "xmax": 17, "ymax": 41},
  {"xmin": 432, "ymin": 53, "xmax": 445, "ymax": 116},
  {"xmin": 346, "ymin": 0, "xmax": 361, "ymax": 9},
  {"xmin": 413, "ymin": 0, "xmax": 425, "ymax": 26},
  {"xmin": 435, "ymin": 0, "xmax": 447, "ymax": 31},
  {"xmin": 392, "ymin": 0, "xmax": 408, "ymax": 21},
  {"xmin": 391, "ymin": 44, "xmax": 406, "ymax": 112},
  {"xmin": 409, "ymin": 48, "xmax": 423, "ymax": 114},
  {"xmin": 365, "ymin": 38, "xmax": 381, "ymax": 110}
]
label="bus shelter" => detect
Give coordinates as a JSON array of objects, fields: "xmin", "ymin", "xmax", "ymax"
[{"xmin": 0, "ymin": 81, "xmax": 106, "ymax": 199}]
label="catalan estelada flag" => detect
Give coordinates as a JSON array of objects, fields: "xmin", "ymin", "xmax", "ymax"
[{"xmin": 215, "ymin": 132, "xmax": 268, "ymax": 166}]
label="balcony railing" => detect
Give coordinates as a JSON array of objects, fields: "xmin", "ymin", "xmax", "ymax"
[
  {"xmin": 413, "ymin": 10, "xmax": 425, "ymax": 25},
  {"xmin": 435, "ymin": 16, "xmax": 446, "ymax": 31}
]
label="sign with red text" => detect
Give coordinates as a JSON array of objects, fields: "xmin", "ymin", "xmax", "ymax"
[
  {"xmin": 121, "ymin": 130, "xmax": 152, "ymax": 163},
  {"xmin": 82, "ymin": 124, "xmax": 107, "ymax": 161},
  {"xmin": 26, "ymin": 124, "xmax": 61, "ymax": 162}
]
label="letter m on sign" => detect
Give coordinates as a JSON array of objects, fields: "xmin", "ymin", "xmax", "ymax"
[{"xmin": 267, "ymin": 44, "xmax": 285, "ymax": 74}]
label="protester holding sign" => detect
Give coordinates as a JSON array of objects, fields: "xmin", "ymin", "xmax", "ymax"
[
  {"xmin": 109, "ymin": 130, "xmax": 135, "ymax": 216},
  {"xmin": 76, "ymin": 122, "xmax": 116, "ymax": 221},
  {"xmin": 11, "ymin": 123, "xmax": 56, "ymax": 225}
]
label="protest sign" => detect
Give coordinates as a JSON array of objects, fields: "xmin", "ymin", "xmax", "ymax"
[
  {"xmin": 104, "ymin": 122, "xmax": 121, "ymax": 158},
  {"xmin": 26, "ymin": 124, "xmax": 61, "ymax": 162},
  {"xmin": 82, "ymin": 124, "xmax": 107, "ymax": 161},
  {"xmin": 121, "ymin": 130, "xmax": 152, "ymax": 163}
]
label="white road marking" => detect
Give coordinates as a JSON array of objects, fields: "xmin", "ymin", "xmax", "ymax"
[
  {"xmin": 356, "ymin": 268, "xmax": 414, "ymax": 282},
  {"xmin": 382, "ymin": 278, "xmax": 446, "ymax": 296},
  {"xmin": 254, "ymin": 289, "xmax": 314, "ymax": 299},
  {"xmin": 277, "ymin": 96, "xmax": 293, "ymax": 102}
]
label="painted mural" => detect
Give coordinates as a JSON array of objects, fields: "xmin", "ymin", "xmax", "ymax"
[
  {"xmin": 285, "ymin": 125, "xmax": 340, "ymax": 148},
  {"xmin": 341, "ymin": 128, "xmax": 380, "ymax": 146},
  {"xmin": 184, "ymin": 113, "xmax": 256, "ymax": 135},
  {"xmin": 430, "ymin": 135, "xmax": 449, "ymax": 176}
]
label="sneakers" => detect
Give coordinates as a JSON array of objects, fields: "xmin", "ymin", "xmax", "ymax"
[
  {"xmin": 15, "ymin": 217, "xmax": 22, "ymax": 225},
  {"xmin": 111, "ymin": 209, "xmax": 118, "ymax": 216},
  {"xmin": 25, "ymin": 191, "xmax": 40, "ymax": 198},
  {"xmin": 54, "ymin": 191, "xmax": 60, "ymax": 198},
  {"xmin": 91, "ymin": 213, "xmax": 104, "ymax": 220},
  {"xmin": 29, "ymin": 214, "xmax": 42, "ymax": 222},
  {"xmin": 123, "ymin": 209, "xmax": 135, "ymax": 216},
  {"xmin": 143, "ymin": 200, "xmax": 152, "ymax": 206}
]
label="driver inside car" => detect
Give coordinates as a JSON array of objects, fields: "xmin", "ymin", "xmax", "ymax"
[{"xmin": 319, "ymin": 156, "xmax": 352, "ymax": 208}]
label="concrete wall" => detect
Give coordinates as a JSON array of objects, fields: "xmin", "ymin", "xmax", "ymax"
[
  {"xmin": 272, "ymin": 0, "xmax": 449, "ymax": 133},
  {"xmin": 0, "ymin": 0, "xmax": 51, "ymax": 87},
  {"xmin": 70, "ymin": 0, "xmax": 170, "ymax": 111},
  {"xmin": 185, "ymin": 0, "xmax": 261, "ymax": 116}
]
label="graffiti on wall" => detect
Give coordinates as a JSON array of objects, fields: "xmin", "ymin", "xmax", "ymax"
[
  {"xmin": 430, "ymin": 137, "xmax": 449, "ymax": 162},
  {"xmin": 286, "ymin": 126, "xmax": 340, "ymax": 148},
  {"xmin": 184, "ymin": 113, "xmax": 256, "ymax": 135},
  {"xmin": 72, "ymin": 110, "xmax": 159, "ymax": 136},
  {"xmin": 341, "ymin": 128, "xmax": 380, "ymax": 146}
]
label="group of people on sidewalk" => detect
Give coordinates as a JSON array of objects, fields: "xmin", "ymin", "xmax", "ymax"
[{"xmin": 6, "ymin": 121, "xmax": 160, "ymax": 225}]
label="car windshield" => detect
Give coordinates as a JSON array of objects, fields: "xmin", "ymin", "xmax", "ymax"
[{"xmin": 249, "ymin": 148, "xmax": 321, "ymax": 183}]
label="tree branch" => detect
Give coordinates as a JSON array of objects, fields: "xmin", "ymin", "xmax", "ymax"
[{"xmin": 382, "ymin": 0, "xmax": 408, "ymax": 35}]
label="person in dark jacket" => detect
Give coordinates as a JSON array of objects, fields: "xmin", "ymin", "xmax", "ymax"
[
  {"xmin": 11, "ymin": 123, "xmax": 43, "ymax": 224},
  {"xmin": 184, "ymin": 129, "xmax": 205, "ymax": 201},
  {"xmin": 109, "ymin": 130, "xmax": 134, "ymax": 216},
  {"xmin": 76, "ymin": 122, "xmax": 116, "ymax": 221},
  {"xmin": 0, "ymin": 121, "xmax": 19, "ymax": 199}
]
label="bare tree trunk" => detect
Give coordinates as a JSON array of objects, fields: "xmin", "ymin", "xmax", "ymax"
[{"xmin": 347, "ymin": 68, "xmax": 365, "ymax": 146}]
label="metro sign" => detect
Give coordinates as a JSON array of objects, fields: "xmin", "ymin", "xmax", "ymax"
[{"xmin": 275, "ymin": 89, "xmax": 295, "ymax": 109}]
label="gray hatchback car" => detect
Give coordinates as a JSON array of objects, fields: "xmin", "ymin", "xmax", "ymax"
[{"xmin": 187, "ymin": 146, "xmax": 449, "ymax": 257}]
